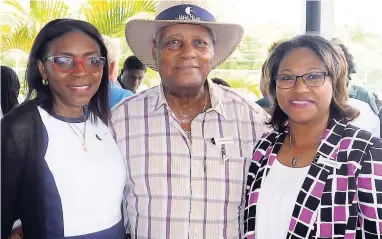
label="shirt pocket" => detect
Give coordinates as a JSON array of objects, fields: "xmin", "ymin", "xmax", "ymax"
[
  {"xmin": 206, "ymin": 143, "xmax": 247, "ymax": 203},
  {"xmin": 226, "ymin": 156, "xmax": 247, "ymax": 202}
]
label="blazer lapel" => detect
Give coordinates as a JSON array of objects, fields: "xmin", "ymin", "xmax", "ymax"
[
  {"xmin": 287, "ymin": 119, "xmax": 347, "ymax": 238},
  {"xmin": 245, "ymin": 132, "xmax": 286, "ymax": 235}
]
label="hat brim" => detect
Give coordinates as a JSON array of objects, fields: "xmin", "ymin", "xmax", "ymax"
[{"xmin": 125, "ymin": 19, "xmax": 244, "ymax": 71}]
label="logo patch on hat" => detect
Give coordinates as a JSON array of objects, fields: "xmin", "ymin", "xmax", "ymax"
[{"xmin": 177, "ymin": 6, "xmax": 200, "ymax": 21}]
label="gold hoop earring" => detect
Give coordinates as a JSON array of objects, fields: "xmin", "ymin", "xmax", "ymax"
[{"xmin": 42, "ymin": 79, "xmax": 48, "ymax": 85}]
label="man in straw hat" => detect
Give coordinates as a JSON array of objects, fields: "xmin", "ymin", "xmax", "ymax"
[{"xmin": 110, "ymin": 1, "xmax": 270, "ymax": 238}]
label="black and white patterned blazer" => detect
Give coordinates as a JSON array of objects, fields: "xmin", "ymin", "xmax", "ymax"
[{"xmin": 244, "ymin": 119, "xmax": 382, "ymax": 239}]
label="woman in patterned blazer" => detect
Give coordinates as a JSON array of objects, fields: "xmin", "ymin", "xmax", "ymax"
[{"xmin": 243, "ymin": 34, "xmax": 381, "ymax": 239}]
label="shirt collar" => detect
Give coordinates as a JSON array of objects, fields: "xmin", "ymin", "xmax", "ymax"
[{"xmin": 151, "ymin": 78, "xmax": 227, "ymax": 119}]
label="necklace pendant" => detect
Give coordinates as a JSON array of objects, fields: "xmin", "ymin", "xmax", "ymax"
[
  {"xmin": 291, "ymin": 157, "xmax": 297, "ymax": 166},
  {"xmin": 83, "ymin": 145, "xmax": 88, "ymax": 152}
]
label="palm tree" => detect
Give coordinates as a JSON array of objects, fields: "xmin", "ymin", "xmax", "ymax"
[
  {"xmin": 1, "ymin": 0, "xmax": 158, "ymax": 53},
  {"xmin": 80, "ymin": 0, "xmax": 157, "ymax": 38},
  {"xmin": 224, "ymin": 77, "xmax": 261, "ymax": 98},
  {"xmin": 1, "ymin": 0, "xmax": 158, "ymax": 97},
  {"xmin": 0, "ymin": 0, "xmax": 71, "ymax": 53}
]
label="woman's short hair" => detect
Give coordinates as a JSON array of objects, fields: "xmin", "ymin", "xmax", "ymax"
[
  {"xmin": 263, "ymin": 34, "xmax": 359, "ymax": 132},
  {"xmin": 26, "ymin": 19, "xmax": 110, "ymax": 124},
  {"xmin": 1, "ymin": 65, "xmax": 20, "ymax": 115},
  {"xmin": 123, "ymin": 56, "xmax": 147, "ymax": 72}
]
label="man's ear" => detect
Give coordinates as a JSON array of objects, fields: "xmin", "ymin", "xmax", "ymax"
[{"xmin": 37, "ymin": 60, "xmax": 48, "ymax": 80}]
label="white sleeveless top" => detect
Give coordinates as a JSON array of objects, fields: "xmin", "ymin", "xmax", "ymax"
[{"xmin": 255, "ymin": 159, "xmax": 310, "ymax": 239}]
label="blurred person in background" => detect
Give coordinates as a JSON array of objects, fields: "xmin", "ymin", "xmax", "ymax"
[
  {"xmin": 332, "ymin": 38, "xmax": 379, "ymax": 114},
  {"xmin": 256, "ymin": 64, "xmax": 272, "ymax": 109},
  {"xmin": 332, "ymin": 39, "xmax": 380, "ymax": 136},
  {"xmin": 1, "ymin": 65, "xmax": 20, "ymax": 118},
  {"xmin": 102, "ymin": 35, "xmax": 133, "ymax": 108},
  {"xmin": 117, "ymin": 55, "xmax": 146, "ymax": 93}
]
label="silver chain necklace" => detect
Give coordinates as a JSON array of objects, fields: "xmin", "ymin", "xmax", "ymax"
[
  {"xmin": 63, "ymin": 116, "xmax": 87, "ymax": 152},
  {"xmin": 289, "ymin": 131, "xmax": 323, "ymax": 167}
]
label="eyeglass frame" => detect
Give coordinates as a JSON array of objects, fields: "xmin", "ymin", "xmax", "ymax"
[
  {"xmin": 42, "ymin": 56, "xmax": 107, "ymax": 74},
  {"xmin": 275, "ymin": 72, "xmax": 329, "ymax": 89}
]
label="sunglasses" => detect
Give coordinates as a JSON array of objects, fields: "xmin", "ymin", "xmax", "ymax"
[{"xmin": 42, "ymin": 56, "xmax": 106, "ymax": 73}]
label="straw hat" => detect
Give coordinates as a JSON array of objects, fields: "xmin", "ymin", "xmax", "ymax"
[{"xmin": 125, "ymin": 0, "xmax": 244, "ymax": 71}]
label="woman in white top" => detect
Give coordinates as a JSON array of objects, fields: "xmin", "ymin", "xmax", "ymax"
[
  {"xmin": 2, "ymin": 19, "xmax": 126, "ymax": 239},
  {"xmin": 243, "ymin": 35, "xmax": 381, "ymax": 239}
]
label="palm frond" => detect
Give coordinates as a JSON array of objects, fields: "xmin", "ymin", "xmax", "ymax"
[
  {"xmin": 225, "ymin": 77, "xmax": 261, "ymax": 97},
  {"xmin": 0, "ymin": 24, "xmax": 12, "ymax": 36},
  {"xmin": 3, "ymin": 0, "xmax": 28, "ymax": 20},
  {"xmin": 30, "ymin": 0, "xmax": 70, "ymax": 28},
  {"xmin": 143, "ymin": 68, "xmax": 160, "ymax": 87},
  {"xmin": 0, "ymin": 24, "xmax": 36, "ymax": 53},
  {"xmin": 1, "ymin": 0, "xmax": 71, "ymax": 53},
  {"xmin": 82, "ymin": 0, "xmax": 157, "ymax": 37},
  {"xmin": 2, "ymin": 0, "xmax": 29, "ymax": 23}
]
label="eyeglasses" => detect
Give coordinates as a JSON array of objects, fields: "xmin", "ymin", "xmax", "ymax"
[
  {"xmin": 42, "ymin": 56, "xmax": 106, "ymax": 73},
  {"xmin": 275, "ymin": 72, "xmax": 329, "ymax": 89}
]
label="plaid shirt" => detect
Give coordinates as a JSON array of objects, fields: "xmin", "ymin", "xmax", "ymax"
[
  {"xmin": 244, "ymin": 119, "xmax": 382, "ymax": 239},
  {"xmin": 110, "ymin": 79, "xmax": 270, "ymax": 239}
]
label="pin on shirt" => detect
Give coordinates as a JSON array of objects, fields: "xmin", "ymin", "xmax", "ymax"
[
  {"xmin": 211, "ymin": 137, "xmax": 233, "ymax": 162},
  {"xmin": 211, "ymin": 137, "xmax": 234, "ymax": 145}
]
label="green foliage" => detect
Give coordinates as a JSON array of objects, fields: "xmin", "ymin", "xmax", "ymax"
[
  {"xmin": 18, "ymin": 71, "xmax": 28, "ymax": 96},
  {"xmin": 143, "ymin": 68, "xmax": 160, "ymax": 87},
  {"xmin": 224, "ymin": 77, "xmax": 261, "ymax": 97},
  {"xmin": 1, "ymin": 24, "xmax": 36, "ymax": 53},
  {"xmin": 209, "ymin": 70, "xmax": 262, "ymax": 97},
  {"xmin": 1, "ymin": 0, "xmax": 158, "ymax": 96},
  {"xmin": 29, "ymin": 0, "xmax": 71, "ymax": 27},
  {"xmin": 1, "ymin": 1, "xmax": 381, "ymax": 96},
  {"xmin": 218, "ymin": 35, "xmax": 266, "ymax": 70},
  {"xmin": 1, "ymin": 0, "xmax": 71, "ymax": 53},
  {"xmin": 81, "ymin": 0, "xmax": 157, "ymax": 38}
]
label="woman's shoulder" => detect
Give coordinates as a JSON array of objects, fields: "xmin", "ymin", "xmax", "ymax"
[
  {"xmin": 343, "ymin": 123, "xmax": 376, "ymax": 142},
  {"xmin": 342, "ymin": 122, "xmax": 381, "ymax": 156},
  {"xmin": 260, "ymin": 130, "xmax": 283, "ymax": 141},
  {"xmin": 1, "ymin": 101, "xmax": 41, "ymax": 134},
  {"xmin": 2, "ymin": 101, "xmax": 38, "ymax": 121},
  {"xmin": 254, "ymin": 130, "xmax": 283, "ymax": 150}
]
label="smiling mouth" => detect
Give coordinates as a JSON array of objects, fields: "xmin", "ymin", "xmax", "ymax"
[
  {"xmin": 69, "ymin": 85, "xmax": 90, "ymax": 90},
  {"xmin": 290, "ymin": 100, "xmax": 313, "ymax": 104}
]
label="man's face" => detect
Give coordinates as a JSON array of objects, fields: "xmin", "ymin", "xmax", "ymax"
[
  {"xmin": 121, "ymin": 69, "xmax": 145, "ymax": 93},
  {"xmin": 152, "ymin": 24, "xmax": 214, "ymax": 92}
]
